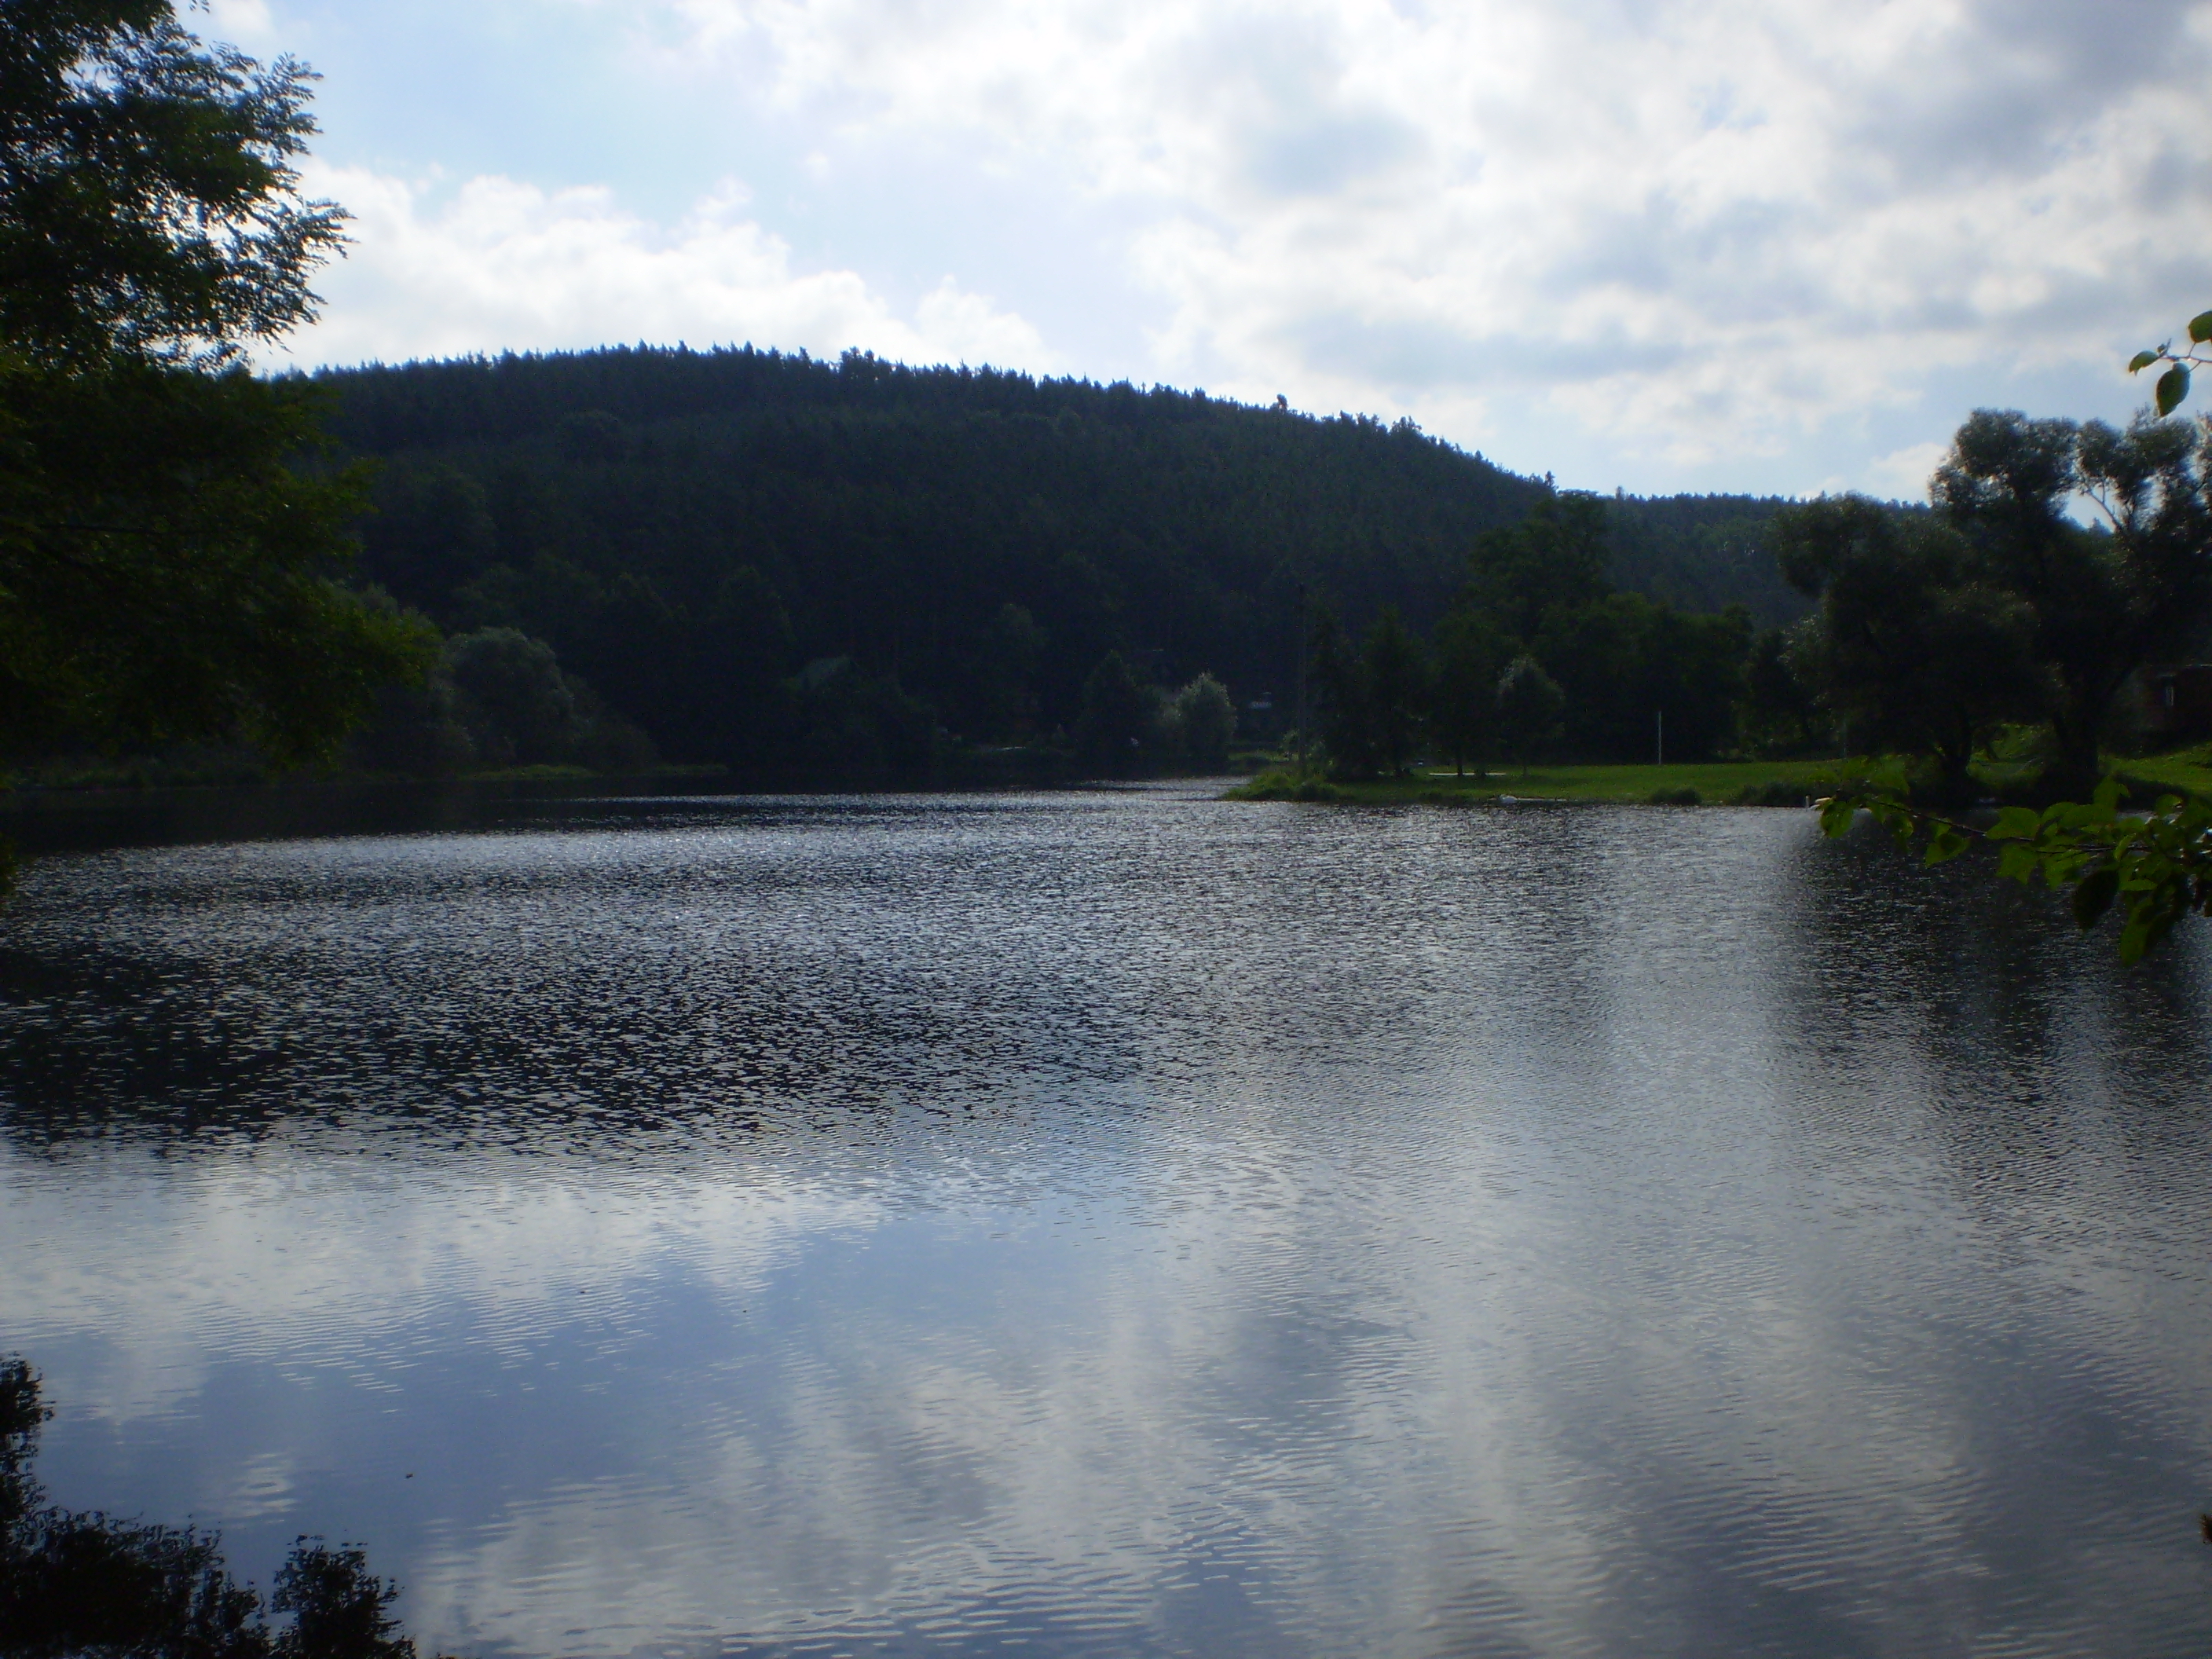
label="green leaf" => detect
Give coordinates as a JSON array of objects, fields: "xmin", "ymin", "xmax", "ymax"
[
  {"xmin": 2130, "ymin": 349, "xmax": 2161, "ymax": 374},
  {"xmin": 2157, "ymin": 364, "xmax": 2192, "ymax": 416},
  {"xmin": 1990, "ymin": 806, "xmax": 2041, "ymax": 840},
  {"xmin": 2119, "ymin": 910, "xmax": 2157, "ymax": 962},
  {"xmin": 2191, "ymin": 310, "xmax": 2212, "ymax": 345},
  {"xmin": 1924, "ymin": 822, "xmax": 1970, "ymax": 866},
  {"xmin": 1817, "ymin": 797, "xmax": 1856, "ymax": 838},
  {"xmin": 2093, "ymin": 775, "xmax": 2125, "ymax": 814},
  {"xmin": 1996, "ymin": 842, "xmax": 2039, "ymax": 882},
  {"xmin": 2071, "ymin": 865, "xmax": 2119, "ymax": 929}
]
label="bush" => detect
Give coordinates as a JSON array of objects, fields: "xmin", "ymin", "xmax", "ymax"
[
  {"xmin": 1225, "ymin": 770, "xmax": 1346, "ymax": 801},
  {"xmin": 446, "ymin": 628, "xmax": 577, "ymax": 766},
  {"xmin": 1169, "ymin": 674, "xmax": 1238, "ymax": 771},
  {"xmin": 1646, "ymin": 786, "xmax": 1701, "ymax": 806},
  {"xmin": 1734, "ymin": 779, "xmax": 1811, "ymax": 807}
]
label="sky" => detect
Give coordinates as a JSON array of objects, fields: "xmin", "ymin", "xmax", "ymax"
[{"xmin": 207, "ymin": 0, "xmax": 2212, "ymax": 498}]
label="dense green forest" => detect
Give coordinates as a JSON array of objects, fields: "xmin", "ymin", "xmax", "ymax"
[{"xmin": 313, "ymin": 346, "xmax": 1799, "ymax": 782}]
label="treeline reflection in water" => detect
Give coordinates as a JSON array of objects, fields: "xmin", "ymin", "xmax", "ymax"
[{"xmin": 1, "ymin": 787, "xmax": 2209, "ymax": 1657}]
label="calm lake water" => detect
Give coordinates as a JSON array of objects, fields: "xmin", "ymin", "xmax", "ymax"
[{"xmin": 3, "ymin": 785, "xmax": 2210, "ymax": 1657}]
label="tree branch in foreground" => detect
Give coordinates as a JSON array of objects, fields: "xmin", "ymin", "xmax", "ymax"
[{"xmin": 1818, "ymin": 776, "xmax": 2212, "ymax": 961}]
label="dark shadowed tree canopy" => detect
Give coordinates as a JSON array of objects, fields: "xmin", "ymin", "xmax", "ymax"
[
  {"xmin": 1464, "ymin": 492, "xmax": 1612, "ymax": 646},
  {"xmin": 1357, "ymin": 607, "xmax": 1428, "ymax": 777},
  {"xmin": 1429, "ymin": 606, "xmax": 1510, "ymax": 775},
  {"xmin": 1936, "ymin": 408, "xmax": 2212, "ymax": 793},
  {"xmin": 1776, "ymin": 409, "xmax": 2212, "ymax": 797},
  {"xmin": 1496, "ymin": 654, "xmax": 1563, "ymax": 775},
  {"xmin": 1738, "ymin": 624, "xmax": 1825, "ymax": 757},
  {"xmin": 1774, "ymin": 494, "xmax": 2041, "ymax": 795},
  {"xmin": 1075, "ymin": 650, "xmax": 1151, "ymax": 775},
  {"xmin": 0, "ymin": 364, "xmax": 428, "ymax": 765},
  {"xmin": 1533, "ymin": 592, "xmax": 1750, "ymax": 764},
  {"xmin": 0, "ymin": 2, "xmax": 427, "ymax": 779}
]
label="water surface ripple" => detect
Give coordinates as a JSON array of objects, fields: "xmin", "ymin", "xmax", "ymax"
[{"xmin": 2, "ymin": 787, "xmax": 2210, "ymax": 1657}]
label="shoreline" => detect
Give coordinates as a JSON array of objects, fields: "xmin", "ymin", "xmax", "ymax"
[{"xmin": 1223, "ymin": 750, "xmax": 2212, "ymax": 807}]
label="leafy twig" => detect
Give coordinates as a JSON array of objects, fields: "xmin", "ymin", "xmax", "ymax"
[
  {"xmin": 1818, "ymin": 777, "xmax": 2212, "ymax": 960},
  {"xmin": 2128, "ymin": 309, "xmax": 2212, "ymax": 416}
]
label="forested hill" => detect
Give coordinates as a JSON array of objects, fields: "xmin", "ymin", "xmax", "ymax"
[
  {"xmin": 1608, "ymin": 491, "xmax": 1806, "ymax": 628},
  {"xmin": 313, "ymin": 346, "xmax": 1799, "ymax": 774}
]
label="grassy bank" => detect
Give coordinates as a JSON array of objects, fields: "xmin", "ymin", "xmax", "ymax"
[
  {"xmin": 1227, "ymin": 760, "xmax": 1844, "ymax": 805},
  {"xmin": 1229, "ymin": 745, "xmax": 2212, "ymax": 808},
  {"xmin": 2115, "ymin": 747, "xmax": 2212, "ymax": 800}
]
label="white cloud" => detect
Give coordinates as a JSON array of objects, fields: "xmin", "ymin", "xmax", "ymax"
[
  {"xmin": 630, "ymin": 0, "xmax": 2212, "ymax": 473},
  {"xmin": 282, "ymin": 163, "xmax": 1057, "ymax": 373},
  {"xmin": 202, "ymin": 0, "xmax": 277, "ymax": 44},
  {"xmin": 1862, "ymin": 441, "xmax": 1950, "ymax": 502}
]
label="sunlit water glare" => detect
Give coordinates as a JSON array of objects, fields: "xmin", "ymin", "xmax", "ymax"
[{"xmin": 3, "ymin": 786, "xmax": 2210, "ymax": 1657}]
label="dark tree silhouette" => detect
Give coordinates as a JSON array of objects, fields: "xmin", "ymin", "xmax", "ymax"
[
  {"xmin": 1496, "ymin": 655, "xmax": 1564, "ymax": 777},
  {"xmin": 0, "ymin": 1, "xmax": 430, "ymax": 862},
  {"xmin": 0, "ymin": 1357, "xmax": 427, "ymax": 1659}
]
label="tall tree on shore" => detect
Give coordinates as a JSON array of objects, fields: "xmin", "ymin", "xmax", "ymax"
[
  {"xmin": 1822, "ymin": 308, "xmax": 2212, "ymax": 966},
  {"xmin": 1429, "ymin": 607, "xmax": 1509, "ymax": 776},
  {"xmin": 1934, "ymin": 409, "xmax": 2212, "ymax": 797},
  {"xmin": 1309, "ymin": 604, "xmax": 1430, "ymax": 778},
  {"xmin": 0, "ymin": 2, "xmax": 430, "ymax": 797},
  {"xmin": 1170, "ymin": 673, "xmax": 1237, "ymax": 771},
  {"xmin": 1361, "ymin": 607, "xmax": 1428, "ymax": 776},
  {"xmin": 1075, "ymin": 650, "xmax": 1150, "ymax": 775},
  {"xmin": 1307, "ymin": 604, "xmax": 1372, "ymax": 778},
  {"xmin": 1771, "ymin": 496, "xmax": 2043, "ymax": 799},
  {"xmin": 1778, "ymin": 414, "xmax": 2212, "ymax": 800},
  {"xmin": 1496, "ymin": 654, "xmax": 1563, "ymax": 777}
]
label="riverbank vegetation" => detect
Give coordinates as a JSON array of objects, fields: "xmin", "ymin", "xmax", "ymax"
[
  {"xmin": 1229, "ymin": 760, "xmax": 1842, "ymax": 806},
  {"xmin": 0, "ymin": 329, "xmax": 1811, "ymax": 794},
  {"xmin": 1278, "ymin": 405, "xmax": 2212, "ymax": 812},
  {"xmin": 1230, "ymin": 743, "xmax": 2212, "ymax": 808},
  {"xmin": 1806, "ymin": 312, "xmax": 2212, "ymax": 965}
]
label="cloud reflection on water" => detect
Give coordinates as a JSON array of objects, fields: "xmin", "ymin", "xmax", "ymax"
[{"xmin": 2, "ymin": 794, "xmax": 2210, "ymax": 1656}]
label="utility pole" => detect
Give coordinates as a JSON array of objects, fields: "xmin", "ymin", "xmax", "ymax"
[{"xmin": 1655, "ymin": 708, "xmax": 1664, "ymax": 767}]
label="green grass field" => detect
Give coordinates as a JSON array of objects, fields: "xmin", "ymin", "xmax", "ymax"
[
  {"xmin": 1229, "ymin": 747, "xmax": 2212, "ymax": 808},
  {"xmin": 1226, "ymin": 759, "xmax": 1849, "ymax": 805},
  {"xmin": 2113, "ymin": 748, "xmax": 2212, "ymax": 800}
]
